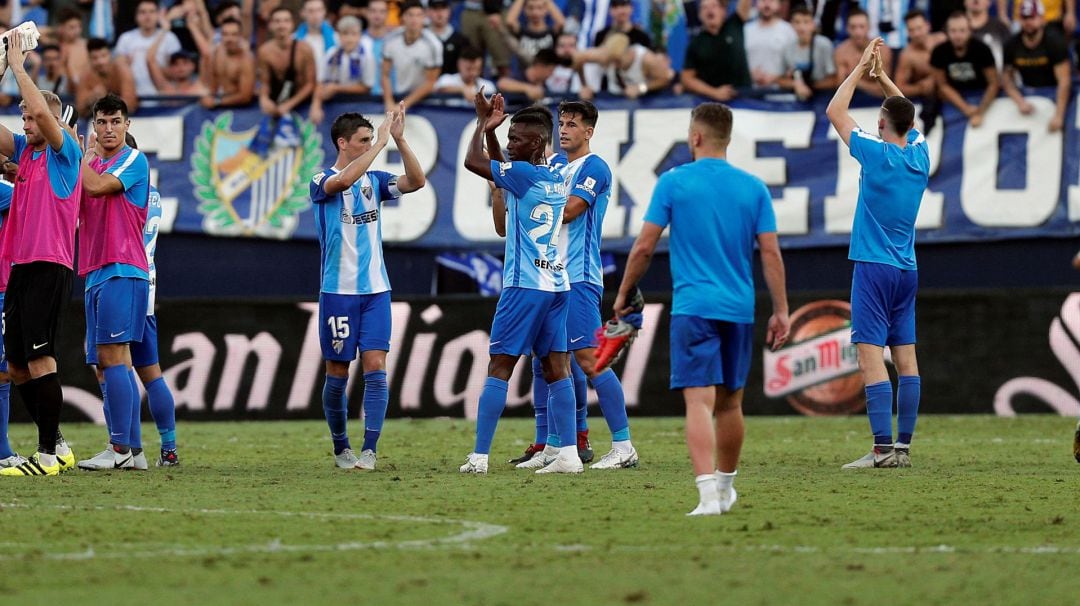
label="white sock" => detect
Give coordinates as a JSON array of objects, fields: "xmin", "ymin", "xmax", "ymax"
[
  {"xmin": 612, "ymin": 440, "xmax": 633, "ymax": 453},
  {"xmin": 543, "ymin": 444, "xmax": 560, "ymax": 455},
  {"xmin": 715, "ymin": 469, "xmax": 737, "ymax": 492},
  {"xmin": 695, "ymin": 474, "xmax": 718, "ymax": 503},
  {"xmin": 38, "ymin": 452, "xmax": 57, "ymax": 467},
  {"xmin": 894, "ymin": 442, "xmax": 910, "ymax": 450},
  {"xmin": 473, "ymin": 453, "xmax": 489, "ymax": 463},
  {"xmin": 55, "ymin": 441, "xmax": 70, "ymax": 456},
  {"xmin": 559, "ymin": 445, "xmax": 577, "ymax": 459}
]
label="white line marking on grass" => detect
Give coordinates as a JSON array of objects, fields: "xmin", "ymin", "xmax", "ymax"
[
  {"xmin": 0, "ymin": 503, "xmax": 508, "ymax": 560},
  {"xmin": 606, "ymin": 543, "xmax": 1080, "ymax": 555}
]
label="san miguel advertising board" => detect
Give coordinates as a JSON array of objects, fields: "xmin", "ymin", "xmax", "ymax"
[{"xmin": 25, "ymin": 290, "xmax": 1080, "ymax": 425}]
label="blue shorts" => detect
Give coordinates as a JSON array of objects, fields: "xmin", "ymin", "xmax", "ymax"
[
  {"xmin": 84, "ymin": 277, "xmax": 149, "ymax": 365},
  {"xmin": 670, "ymin": 315, "xmax": 753, "ymax": 390},
  {"xmin": 850, "ymin": 261, "xmax": 917, "ymax": 347},
  {"xmin": 319, "ymin": 291, "xmax": 392, "ymax": 361},
  {"xmin": 489, "ymin": 287, "xmax": 568, "ymax": 357},
  {"xmin": 130, "ymin": 315, "xmax": 160, "ymax": 368},
  {"xmin": 566, "ymin": 282, "xmax": 602, "ymax": 351}
]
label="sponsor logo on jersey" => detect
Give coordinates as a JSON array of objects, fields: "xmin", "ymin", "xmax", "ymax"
[{"xmin": 762, "ymin": 300, "xmax": 865, "ymax": 416}]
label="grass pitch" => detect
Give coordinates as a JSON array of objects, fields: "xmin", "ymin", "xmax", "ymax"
[{"xmin": 2, "ymin": 415, "xmax": 1078, "ymax": 605}]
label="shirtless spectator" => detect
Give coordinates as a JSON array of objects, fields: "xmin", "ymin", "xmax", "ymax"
[
  {"xmin": 54, "ymin": 8, "xmax": 89, "ymax": 90},
  {"xmin": 257, "ymin": 7, "xmax": 317, "ymax": 118},
  {"xmin": 380, "ymin": 0, "xmax": 442, "ymax": 111},
  {"xmin": 834, "ymin": 8, "xmax": 894, "ymax": 97},
  {"xmin": 199, "ymin": 17, "xmax": 256, "ymax": 109},
  {"xmin": 36, "ymin": 44, "xmax": 70, "ymax": 96},
  {"xmin": 114, "ymin": 0, "xmax": 182, "ymax": 96},
  {"xmin": 76, "ymin": 37, "xmax": 139, "ymax": 116},
  {"xmin": 895, "ymin": 10, "xmax": 945, "ymax": 97},
  {"xmin": 968, "ymin": 0, "xmax": 1011, "ymax": 68},
  {"xmin": 931, "ymin": 11, "xmax": 999, "ymax": 127},
  {"xmin": 147, "ymin": 46, "xmax": 208, "ymax": 96},
  {"xmin": 777, "ymin": 6, "xmax": 837, "ymax": 100}
]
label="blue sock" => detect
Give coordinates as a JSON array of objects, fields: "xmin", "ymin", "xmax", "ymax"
[
  {"xmin": 0, "ymin": 382, "xmax": 13, "ymax": 459},
  {"xmin": 322, "ymin": 375, "xmax": 349, "ymax": 454},
  {"xmin": 897, "ymin": 375, "xmax": 921, "ymax": 444},
  {"xmin": 99, "ymin": 381, "xmax": 111, "ymax": 438},
  {"xmin": 103, "ymin": 365, "xmax": 132, "ymax": 447},
  {"xmin": 146, "ymin": 377, "xmax": 177, "ymax": 451},
  {"xmin": 128, "ymin": 369, "xmax": 142, "ymax": 450},
  {"xmin": 571, "ymin": 357, "xmax": 588, "ymax": 432},
  {"xmin": 865, "ymin": 380, "xmax": 894, "ymax": 445},
  {"xmin": 474, "ymin": 377, "xmax": 508, "ymax": 454},
  {"xmin": 361, "ymin": 370, "xmax": 388, "ymax": 452},
  {"xmin": 548, "ymin": 377, "xmax": 577, "ymax": 448},
  {"xmin": 592, "ymin": 369, "xmax": 631, "ymax": 441},
  {"xmin": 531, "ymin": 357, "xmax": 548, "ymax": 444}
]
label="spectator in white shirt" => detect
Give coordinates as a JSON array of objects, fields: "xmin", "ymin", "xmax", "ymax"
[
  {"xmin": 381, "ymin": 0, "xmax": 443, "ymax": 111},
  {"xmin": 744, "ymin": 0, "xmax": 796, "ymax": 88},
  {"xmin": 114, "ymin": 0, "xmax": 182, "ymax": 96}
]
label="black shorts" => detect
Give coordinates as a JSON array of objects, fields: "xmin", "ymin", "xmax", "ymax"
[{"xmin": 3, "ymin": 262, "xmax": 73, "ymax": 366}]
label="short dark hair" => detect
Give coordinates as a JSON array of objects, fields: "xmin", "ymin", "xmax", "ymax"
[
  {"xmin": 558, "ymin": 99, "xmax": 598, "ymax": 128},
  {"xmin": 214, "ymin": 0, "xmax": 241, "ymax": 20},
  {"xmin": 270, "ymin": 6, "xmax": 295, "ymax": 19},
  {"xmin": 219, "ymin": 16, "xmax": 242, "ymax": 29},
  {"xmin": 946, "ymin": 9, "xmax": 969, "ymax": 23},
  {"xmin": 56, "ymin": 7, "xmax": 82, "ymax": 24},
  {"xmin": 532, "ymin": 48, "xmax": 559, "ymax": 66},
  {"xmin": 904, "ymin": 8, "xmax": 928, "ymax": 23},
  {"xmin": 136, "ymin": 0, "xmax": 160, "ymax": 10},
  {"xmin": 39, "ymin": 43, "xmax": 60, "ymax": 55},
  {"xmin": 790, "ymin": 5, "xmax": 813, "ymax": 19},
  {"xmin": 691, "ymin": 102, "xmax": 733, "ymax": 144},
  {"xmin": 400, "ymin": 0, "xmax": 424, "ymax": 13},
  {"xmin": 125, "ymin": 133, "xmax": 138, "ymax": 149},
  {"xmin": 459, "ymin": 45, "xmax": 483, "ymax": 62},
  {"xmin": 511, "ymin": 105, "xmax": 554, "ymax": 145},
  {"xmin": 881, "ymin": 95, "xmax": 915, "ymax": 135},
  {"xmin": 87, "ymin": 37, "xmax": 110, "ymax": 53},
  {"xmin": 92, "ymin": 93, "xmax": 130, "ymax": 120},
  {"xmin": 330, "ymin": 112, "xmax": 374, "ymax": 151},
  {"xmin": 847, "ymin": 7, "xmax": 869, "ymax": 21}
]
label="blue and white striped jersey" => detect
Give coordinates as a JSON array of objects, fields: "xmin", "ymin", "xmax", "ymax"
[
  {"xmin": 310, "ymin": 167, "xmax": 401, "ymax": 295},
  {"xmin": 491, "ymin": 160, "xmax": 568, "ymax": 292},
  {"xmin": 144, "ymin": 186, "xmax": 162, "ymax": 314},
  {"xmin": 553, "ymin": 153, "xmax": 610, "ymax": 286}
]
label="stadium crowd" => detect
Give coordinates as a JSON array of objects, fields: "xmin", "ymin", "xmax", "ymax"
[{"xmin": 0, "ymin": 0, "xmax": 1072, "ymax": 123}]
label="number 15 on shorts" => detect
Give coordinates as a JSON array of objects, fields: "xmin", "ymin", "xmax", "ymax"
[{"xmin": 328, "ymin": 316, "xmax": 350, "ymax": 339}]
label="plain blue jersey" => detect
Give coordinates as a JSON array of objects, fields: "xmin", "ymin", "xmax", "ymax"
[
  {"xmin": 310, "ymin": 167, "xmax": 402, "ymax": 295},
  {"xmin": 557, "ymin": 153, "xmax": 611, "ymax": 286},
  {"xmin": 144, "ymin": 186, "xmax": 162, "ymax": 313},
  {"xmin": 847, "ymin": 127, "xmax": 929, "ymax": 270},
  {"xmin": 491, "ymin": 160, "xmax": 569, "ymax": 292},
  {"xmin": 644, "ymin": 157, "xmax": 776, "ymax": 323}
]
